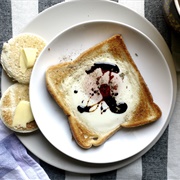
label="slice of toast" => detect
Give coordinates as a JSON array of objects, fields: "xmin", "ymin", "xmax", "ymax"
[{"xmin": 46, "ymin": 34, "xmax": 161, "ymax": 149}]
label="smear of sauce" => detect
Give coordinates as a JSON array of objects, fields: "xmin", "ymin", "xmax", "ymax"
[{"xmin": 76, "ymin": 62, "xmax": 128, "ymax": 114}]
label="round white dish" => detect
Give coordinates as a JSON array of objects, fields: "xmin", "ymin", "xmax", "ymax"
[
  {"xmin": 30, "ymin": 20, "xmax": 172, "ymax": 164},
  {"xmin": 1, "ymin": 0, "xmax": 177, "ymax": 173}
]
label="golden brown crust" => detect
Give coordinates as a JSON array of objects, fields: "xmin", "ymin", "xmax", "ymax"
[{"xmin": 46, "ymin": 34, "xmax": 162, "ymax": 149}]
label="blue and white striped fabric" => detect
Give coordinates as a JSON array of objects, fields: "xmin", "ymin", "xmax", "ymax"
[{"xmin": 0, "ymin": 0, "xmax": 180, "ymax": 179}]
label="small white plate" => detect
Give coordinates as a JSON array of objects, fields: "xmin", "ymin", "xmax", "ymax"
[{"xmin": 30, "ymin": 20, "xmax": 173, "ymax": 164}]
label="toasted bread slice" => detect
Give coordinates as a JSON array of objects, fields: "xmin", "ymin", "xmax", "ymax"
[
  {"xmin": 46, "ymin": 34, "xmax": 161, "ymax": 149},
  {"xmin": 1, "ymin": 33, "xmax": 46, "ymax": 84},
  {"xmin": 0, "ymin": 83, "xmax": 38, "ymax": 133}
]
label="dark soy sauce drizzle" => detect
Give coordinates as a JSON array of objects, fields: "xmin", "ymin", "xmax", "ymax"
[
  {"xmin": 77, "ymin": 62, "xmax": 128, "ymax": 114},
  {"xmin": 85, "ymin": 62, "xmax": 120, "ymax": 74}
]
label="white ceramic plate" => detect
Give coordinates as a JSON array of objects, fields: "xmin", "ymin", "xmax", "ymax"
[
  {"xmin": 1, "ymin": 0, "xmax": 177, "ymax": 173},
  {"xmin": 30, "ymin": 20, "xmax": 172, "ymax": 164}
]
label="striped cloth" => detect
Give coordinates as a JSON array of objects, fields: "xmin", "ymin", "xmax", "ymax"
[{"xmin": 0, "ymin": 0, "xmax": 180, "ymax": 179}]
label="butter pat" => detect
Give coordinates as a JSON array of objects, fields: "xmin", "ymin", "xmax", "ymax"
[
  {"xmin": 13, "ymin": 100, "xmax": 34, "ymax": 128},
  {"xmin": 20, "ymin": 48, "xmax": 37, "ymax": 72},
  {"xmin": 20, "ymin": 52, "xmax": 27, "ymax": 73}
]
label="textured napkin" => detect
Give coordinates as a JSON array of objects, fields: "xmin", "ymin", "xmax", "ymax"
[{"xmin": 0, "ymin": 121, "xmax": 50, "ymax": 180}]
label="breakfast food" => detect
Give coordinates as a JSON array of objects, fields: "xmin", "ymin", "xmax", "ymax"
[
  {"xmin": 46, "ymin": 34, "xmax": 162, "ymax": 149},
  {"xmin": 0, "ymin": 32, "xmax": 45, "ymax": 133},
  {"xmin": 0, "ymin": 83, "xmax": 38, "ymax": 133},
  {"xmin": 1, "ymin": 33, "xmax": 46, "ymax": 84}
]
